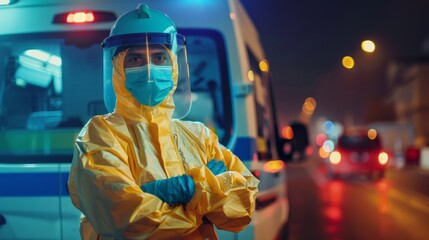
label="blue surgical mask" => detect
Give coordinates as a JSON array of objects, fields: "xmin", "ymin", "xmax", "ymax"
[{"xmin": 125, "ymin": 64, "xmax": 173, "ymax": 106}]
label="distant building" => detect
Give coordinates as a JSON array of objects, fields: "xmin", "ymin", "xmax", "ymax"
[{"xmin": 386, "ymin": 55, "xmax": 429, "ymax": 147}]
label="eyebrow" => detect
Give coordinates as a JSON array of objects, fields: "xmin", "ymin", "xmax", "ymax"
[
  {"xmin": 126, "ymin": 52, "xmax": 146, "ymax": 57},
  {"xmin": 152, "ymin": 52, "xmax": 167, "ymax": 56}
]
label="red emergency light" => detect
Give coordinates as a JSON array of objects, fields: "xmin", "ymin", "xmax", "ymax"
[
  {"xmin": 67, "ymin": 12, "xmax": 94, "ymax": 23},
  {"xmin": 53, "ymin": 11, "xmax": 116, "ymax": 24}
]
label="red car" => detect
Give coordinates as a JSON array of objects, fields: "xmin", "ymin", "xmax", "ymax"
[{"xmin": 327, "ymin": 128, "xmax": 389, "ymax": 179}]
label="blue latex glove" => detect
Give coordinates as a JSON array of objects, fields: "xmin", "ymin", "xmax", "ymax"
[
  {"xmin": 207, "ymin": 159, "xmax": 227, "ymax": 175},
  {"xmin": 141, "ymin": 174, "xmax": 195, "ymax": 205}
]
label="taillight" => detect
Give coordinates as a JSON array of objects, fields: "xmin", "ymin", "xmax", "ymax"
[
  {"xmin": 378, "ymin": 152, "xmax": 388, "ymax": 165},
  {"xmin": 329, "ymin": 151, "xmax": 341, "ymax": 164},
  {"xmin": 405, "ymin": 147, "xmax": 420, "ymax": 164}
]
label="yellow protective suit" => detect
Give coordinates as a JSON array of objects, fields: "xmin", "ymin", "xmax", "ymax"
[{"xmin": 68, "ymin": 51, "xmax": 259, "ymax": 239}]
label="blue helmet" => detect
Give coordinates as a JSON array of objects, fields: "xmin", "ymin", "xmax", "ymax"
[{"xmin": 102, "ymin": 4, "xmax": 191, "ymax": 119}]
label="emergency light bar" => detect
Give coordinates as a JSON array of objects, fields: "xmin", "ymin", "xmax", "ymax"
[
  {"xmin": 67, "ymin": 12, "xmax": 94, "ymax": 23},
  {"xmin": 53, "ymin": 11, "xmax": 116, "ymax": 24}
]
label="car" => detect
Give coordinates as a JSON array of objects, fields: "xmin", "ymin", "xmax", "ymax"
[
  {"xmin": 281, "ymin": 121, "xmax": 310, "ymax": 162},
  {"xmin": 327, "ymin": 127, "xmax": 390, "ymax": 179}
]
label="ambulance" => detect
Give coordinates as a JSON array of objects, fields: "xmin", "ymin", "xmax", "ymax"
[{"xmin": 0, "ymin": 0, "xmax": 288, "ymax": 239}]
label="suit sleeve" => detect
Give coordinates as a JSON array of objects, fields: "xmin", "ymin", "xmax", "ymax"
[{"xmin": 186, "ymin": 126, "xmax": 259, "ymax": 232}]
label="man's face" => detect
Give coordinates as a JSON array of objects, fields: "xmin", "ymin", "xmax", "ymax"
[{"xmin": 124, "ymin": 46, "xmax": 172, "ymax": 69}]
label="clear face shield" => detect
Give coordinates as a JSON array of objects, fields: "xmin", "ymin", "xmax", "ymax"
[{"xmin": 103, "ymin": 33, "xmax": 191, "ymax": 119}]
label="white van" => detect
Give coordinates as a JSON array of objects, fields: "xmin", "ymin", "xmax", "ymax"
[{"xmin": 0, "ymin": 0, "xmax": 288, "ymax": 239}]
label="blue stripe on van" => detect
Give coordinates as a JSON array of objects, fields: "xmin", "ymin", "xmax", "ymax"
[
  {"xmin": 232, "ymin": 137, "xmax": 256, "ymax": 161},
  {"xmin": 0, "ymin": 172, "xmax": 69, "ymax": 197},
  {"xmin": 60, "ymin": 172, "xmax": 70, "ymax": 196}
]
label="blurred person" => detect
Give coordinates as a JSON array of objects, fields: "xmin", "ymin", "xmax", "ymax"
[{"xmin": 67, "ymin": 3, "xmax": 259, "ymax": 240}]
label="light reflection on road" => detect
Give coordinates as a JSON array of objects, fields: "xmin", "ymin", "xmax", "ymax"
[
  {"xmin": 320, "ymin": 180, "xmax": 343, "ymax": 239},
  {"xmin": 286, "ymin": 158, "xmax": 429, "ymax": 240}
]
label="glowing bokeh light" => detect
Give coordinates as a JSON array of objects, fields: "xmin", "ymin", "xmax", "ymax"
[
  {"xmin": 247, "ymin": 70, "xmax": 254, "ymax": 81},
  {"xmin": 229, "ymin": 12, "xmax": 236, "ymax": 20},
  {"xmin": 259, "ymin": 59, "xmax": 269, "ymax": 72},
  {"xmin": 316, "ymin": 133, "xmax": 327, "ymax": 146},
  {"xmin": 342, "ymin": 56, "xmax": 355, "ymax": 69},
  {"xmin": 367, "ymin": 128, "xmax": 377, "ymax": 140},
  {"xmin": 322, "ymin": 120, "xmax": 335, "ymax": 134},
  {"xmin": 329, "ymin": 151, "xmax": 341, "ymax": 164},
  {"xmin": 263, "ymin": 160, "xmax": 284, "ymax": 173},
  {"xmin": 305, "ymin": 97, "xmax": 316, "ymax": 107},
  {"xmin": 306, "ymin": 146, "xmax": 314, "ymax": 156},
  {"xmin": 378, "ymin": 152, "xmax": 389, "ymax": 165},
  {"xmin": 302, "ymin": 101, "xmax": 315, "ymax": 115},
  {"xmin": 319, "ymin": 147, "xmax": 330, "ymax": 158},
  {"xmin": 282, "ymin": 126, "xmax": 294, "ymax": 140},
  {"xmin": 322, "ymin": 140, "xmax": 335, "ymax": 153},
  {"xmin": 361, "ymin": 40, "xmax": 375, "ymax": 53}
]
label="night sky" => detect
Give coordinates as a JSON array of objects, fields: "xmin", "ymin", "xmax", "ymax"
[{"xmin": 241, "ymin": 0, "xmax": 429, "ymax": 128}]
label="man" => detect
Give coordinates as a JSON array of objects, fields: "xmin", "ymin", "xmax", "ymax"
[{"xmin": 68, "ymin": 3, "xmax": 259, "ymax": 239}]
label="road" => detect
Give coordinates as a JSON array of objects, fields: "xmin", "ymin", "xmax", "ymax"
[{"xmin": 285, "ymin": 157, "xmax": 429, "ymax": 240}]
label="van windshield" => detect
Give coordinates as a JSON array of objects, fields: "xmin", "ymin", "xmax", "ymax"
[{"xmin": 0, "ymin": 29, "xmax": 231, "ymax": 162}]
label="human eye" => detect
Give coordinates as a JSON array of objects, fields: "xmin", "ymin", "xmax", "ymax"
[
  {"xmin": 151, "ymin": 53, "xmax": 169, "ymax": 65},
  {"xmin": 124, "ymin": 54, "xmax": 147, "ymax": 68},
  {"xmin": 129, "ymin": 56, "xmax": 139, "ymax": 62}
]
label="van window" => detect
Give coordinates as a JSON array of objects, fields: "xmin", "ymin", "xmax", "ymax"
[
  {"xmin": 0, "ymin": 31, "xmax": 108, "ymax": 131},
  {"xmin": 0, "ymin": 29, "xmax": 232, "ymax": 163},
  {"xmin": 181, "ymin": 29, "xmax": 232, "ymax": 145}
]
